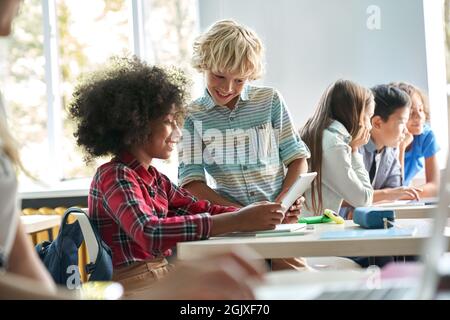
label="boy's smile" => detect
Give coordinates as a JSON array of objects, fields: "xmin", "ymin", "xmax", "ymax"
[{"xmin": 206, "ymin": 70, "xmax": 247, "ymax": 109}]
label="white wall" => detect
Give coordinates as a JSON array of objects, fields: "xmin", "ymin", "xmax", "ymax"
[
  {"xmin": 423, "ymin": 0, "xmax": 448, "ymax": 166},
  {"xmin": 198, "ymin": 0, "xmax": 448, "ymax": 165}
]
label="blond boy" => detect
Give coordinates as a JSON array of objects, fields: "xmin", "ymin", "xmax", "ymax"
[{"xmin": 178, "ymin": 20, "xmax": 310, "ymax": 270}]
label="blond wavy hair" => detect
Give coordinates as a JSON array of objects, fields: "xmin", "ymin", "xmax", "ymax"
[{"xmin": 192, "ymin": 19, "xmax": 264, "ymax": 80}]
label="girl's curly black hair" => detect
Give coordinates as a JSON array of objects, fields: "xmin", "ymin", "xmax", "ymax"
[{"xmin": 69, "ymin": 56, "xmax": 190, "ymax": 162}]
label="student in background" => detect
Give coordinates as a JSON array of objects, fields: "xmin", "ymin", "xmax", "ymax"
[
  {"xmin": 344, "ymin": 84, "xmax": 420, "ymax": 268},
  {"xmin": 393, "ymin": 82, "xmax": 440, "ymax": 197},
  {"xmin": 362, "ymin": 84, "xmax": 422, "ymax": 203},
  {"xmin": 69, "ymin": 56, "xmax": 281, "ymax": 296},
  {"xmin": 178, "ymin": 19, "xmax": 310, "ymax": 270},
  {"xmin": 300, "ymin": 79, "xmax": 374, "ymax": 216},
  {"xmin": 0, "ymin": 1, "xmax": 267, "ymax": 300}
]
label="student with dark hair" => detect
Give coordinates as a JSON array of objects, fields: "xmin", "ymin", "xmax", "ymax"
[
  {"xmin": 362, "ymin": 84, "xmax": 422, "ymax": 203},
  {"xmin": 346, "ymin": 84, "xmax": 421, "ymax": 268},
  {"xmin": 69, "ymin": 56, "xmax": 283, "ymax": 296}
]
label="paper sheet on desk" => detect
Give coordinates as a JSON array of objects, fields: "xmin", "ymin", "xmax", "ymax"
[
  {"xmin": 223, "ymin": 223, "xmax": 307, "ymax": 237},
  {"xmin": 319, "ymin": 227, "xmax": 417, "ymax": 239}
]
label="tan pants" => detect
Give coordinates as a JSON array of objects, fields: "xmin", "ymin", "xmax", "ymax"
[{"xmin": 113, "ymin": 258, "xmax": 172, "ymax": 298}]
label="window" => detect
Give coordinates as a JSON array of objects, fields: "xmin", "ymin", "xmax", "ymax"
[
  {"xmin": 141, "ymin": 0, "xmax": 201, "ymax": 181},
  {"xmin": 57, "ymin": 0, "xmax": 132, "ymax": 180},
  {"xmin": 142, "ymin": 0, "xmax": 200, "ymax": 87},
  {"xmin": 0, "ymin": 0, "xmax": 48, "ymax": 186},
  {"xmin": 423, "ymin": 0, "xmax": 448, "ymax": 166},
  {"xmin": 0, "ymin": 0, "xmax": 200, "ymax": 190}
]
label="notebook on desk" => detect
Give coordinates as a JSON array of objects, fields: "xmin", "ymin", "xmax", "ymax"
[{"xmin": 223, "ymin": 223, "xmax": 307, "ymax": 237}]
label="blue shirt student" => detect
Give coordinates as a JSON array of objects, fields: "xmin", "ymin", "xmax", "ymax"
[{"xmin": 403, "ymin": 124, "xmax": 440, "ymax": 186}]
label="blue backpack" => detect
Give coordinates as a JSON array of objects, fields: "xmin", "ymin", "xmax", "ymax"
[{"xmin": 35, "ymin": 207, "xmax": 113, "ymax": 288}]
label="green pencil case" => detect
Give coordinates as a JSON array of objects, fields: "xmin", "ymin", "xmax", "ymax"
[{"xmin": 298, "ymin": 215, "xmax": 332, "ymax": 224}]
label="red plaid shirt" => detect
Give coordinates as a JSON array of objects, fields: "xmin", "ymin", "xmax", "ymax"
[{"xmin": 88, "ymin": 151, "xmax": 237, "ymax": 267}]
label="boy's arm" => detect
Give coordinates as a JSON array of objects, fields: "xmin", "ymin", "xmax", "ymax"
[
  {"xmin": 167, "ymin": 180, "xmax": 285, "ymax": 235},
  {"xmin": 270, "ymin": 90, "xmax": 310, "ymax": 222},
  {"xmin": 183, "ymin": 181, "xmax": 243, "ymax": 208},
  {"xmin": 271, "ymin": 89, "xmax": 310, "ymax": 168}
]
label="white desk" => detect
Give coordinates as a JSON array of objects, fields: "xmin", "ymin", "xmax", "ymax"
[
  {"xmin": 390, "ymin": 205, "xmax": 437, "ymax": 219},
  {"xmin": 374, "ymin": 205, "xmax": 450, "ymax": 219},
  {"xmin": 20, "ymin": 215, "xmax": 61, "ymax": 240},
  {"xmin": 177, "ymin": 219, "xmax": 450, "ymax": 260}
]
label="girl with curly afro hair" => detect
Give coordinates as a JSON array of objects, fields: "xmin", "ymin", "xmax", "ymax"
[{"xmin": 70, "ymin": 56, "xmax": 284, "ymax": 296}]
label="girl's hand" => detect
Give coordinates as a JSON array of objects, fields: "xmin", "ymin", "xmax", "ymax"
[
  {"xmin": 350, "ymin": 125, "xmax": 371, "ymax": 152},
  {"xmin": 399, "ymin": 128, "xmax": 414, "ymax": 151},
  {"xmin": 275, "ymin": 192, "xmax": 304, "ymax": 224},
  {"xmin": 235, "ymin": 202, "xmax": 285, "ymax": 232}
]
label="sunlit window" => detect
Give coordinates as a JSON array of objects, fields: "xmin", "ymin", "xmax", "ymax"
[
  {"xmin": 57, "ymin": 0, "xmax": 131, "ymax": 180},
  {"xmin": 0, "ymin": 0, "xmax": 48, "ymax": 185},
  {"xmin": 0, "ymin": 0, "xmax": 200, "ymax": 190},
  {"xmin": 142, "ymin": 0, "xmax": 201, "ymax": 181}
]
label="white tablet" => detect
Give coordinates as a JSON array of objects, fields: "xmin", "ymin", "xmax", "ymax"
[{"xmin": 280, "ymin": 172, "xmax": 317, "ymax": 213}]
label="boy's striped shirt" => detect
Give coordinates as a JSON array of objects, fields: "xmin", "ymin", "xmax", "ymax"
[{"xmin": 178, "ymin": 85, "xmax": 310, "ymax": 206}]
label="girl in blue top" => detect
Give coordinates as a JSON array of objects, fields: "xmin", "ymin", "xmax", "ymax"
[{"xmin": 394, "ymin": 82, "xmax": 440, "ymax": 197}]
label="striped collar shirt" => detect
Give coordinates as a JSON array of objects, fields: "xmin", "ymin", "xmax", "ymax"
[{"xmin": 178, "ymin": 85, "xmax": 310, "ymax": 206}]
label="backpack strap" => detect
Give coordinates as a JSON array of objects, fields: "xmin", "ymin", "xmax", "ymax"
[
  {"xmin": 64, "ymin": 207, "xmax": 100, "ymax": 264},
  {"xmin": 62, "ymin": 207, "xmax": 113, "ymax": 281}
]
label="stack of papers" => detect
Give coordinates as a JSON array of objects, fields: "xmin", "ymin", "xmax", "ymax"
[{"xmin": 224, "ymin": 223, "xmax": 307, "ymax": 237}]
